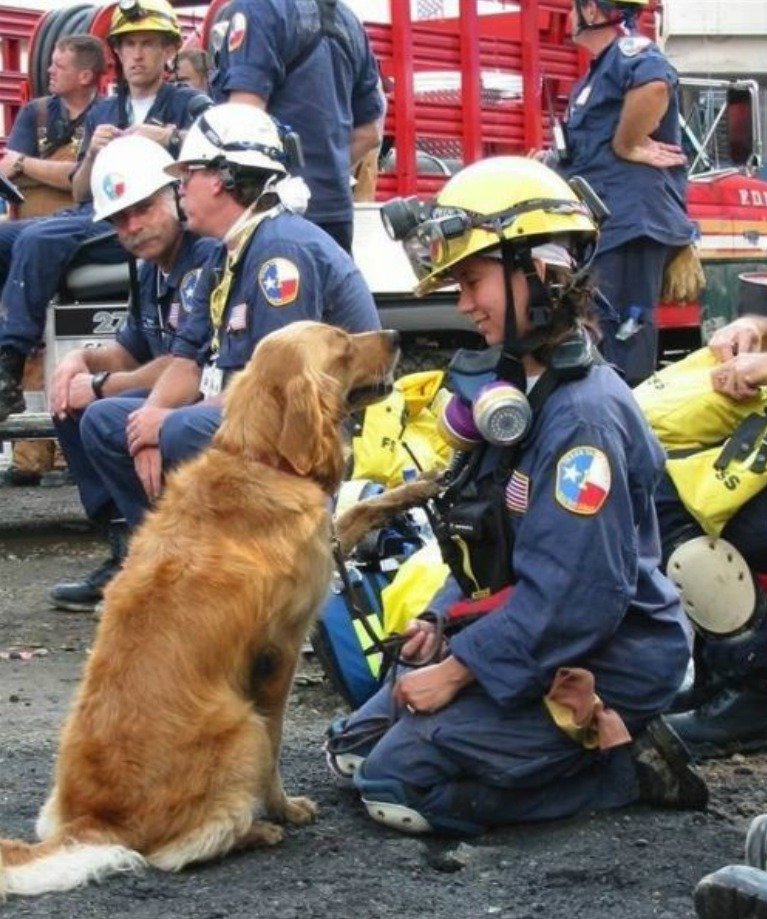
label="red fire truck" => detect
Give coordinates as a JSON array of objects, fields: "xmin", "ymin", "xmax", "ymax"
[{"xmin": 0, "ymin": 0, "xmax": 765, "ymax": 420}]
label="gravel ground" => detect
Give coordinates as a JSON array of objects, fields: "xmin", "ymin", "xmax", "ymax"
[{"xmin": 0, "ymin": 482, "xmax": 765, "ymax": 918}]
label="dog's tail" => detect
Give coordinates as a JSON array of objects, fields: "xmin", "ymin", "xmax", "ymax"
[{"xmin": 0, "ymin": 824, "xmax": 146, "ymax": 898}]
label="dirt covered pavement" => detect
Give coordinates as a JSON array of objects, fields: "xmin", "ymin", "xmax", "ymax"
[{"xmin": 1, "ymin": 483, "xmax": 766, "ymax": 919}]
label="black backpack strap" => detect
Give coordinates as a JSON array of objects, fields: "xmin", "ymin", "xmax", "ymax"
[
  {"xmin": 284, "ymin": 0, "xmax": 352, "ymax": 79},
  {"xmin": 714, "ymin": 413, "xmax": 767, "ymax": 471}
]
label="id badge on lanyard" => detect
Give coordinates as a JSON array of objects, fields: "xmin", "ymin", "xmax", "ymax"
[{"xmin": 200, "ymin": 358, "xmax": 224, "ymax": 399}]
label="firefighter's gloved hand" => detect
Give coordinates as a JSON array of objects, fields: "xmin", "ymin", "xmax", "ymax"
[{"xmin": 662, "ymin": 243, "xmax": 706, "ymax": 303}]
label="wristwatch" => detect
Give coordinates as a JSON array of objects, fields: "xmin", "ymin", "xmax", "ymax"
[
  {"xmin": 91, "ymin": 371, "xmax": 111, "ymax": 399},
  {"xmin": 168, "ymin": 127, "xmax": 182, "ymax": 158},
  {"xmin": 10, "ymin": 155, "xmax": 25, "ymax": 178}
]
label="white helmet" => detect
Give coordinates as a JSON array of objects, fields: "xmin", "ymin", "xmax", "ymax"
[
  {"xmin": 91, "ymin": 135, "xmax": 176, "ymax": 222},
  {"xmin": 166, "ymin": 102, "xmax": 287, "ymax": 179}
]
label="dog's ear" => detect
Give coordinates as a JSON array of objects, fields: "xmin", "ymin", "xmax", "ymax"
[{"xmin": 277, "ymin": 372, "xmax": 343, "ymax": 486}]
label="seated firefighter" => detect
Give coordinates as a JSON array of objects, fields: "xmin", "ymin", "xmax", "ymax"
[
  {"xmin": 0, "ymin": 0, "xmax": 206, "ymax": 425},
  {"xmin": 73, "ymin": 102, "xmax": 381, "ymax": 535},
  {"xmin": 641, "ymin": 314, "xmax": 767, "ymax": 758},
  {"xmin": 0, "ymin": 33, "xmax": 106, "ymax": 487},
  {"xmin": 325, "ymin": 156, "xmax": 707, "ymax": 836},
  {"xmin": 48, "ymin": 134, "xmax": 217, "ymax": 613}
]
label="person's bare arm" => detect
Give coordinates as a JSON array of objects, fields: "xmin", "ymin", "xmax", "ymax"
[
  {"xmin": 612, "ymin": 81, "xmax": 687, "ymax": 168},
  {"xmin": 126, "ymin": 357, "xmax": 203, "ymax": 456},
  {"xmin": 0, "ymin": 151, "xmax": 74, "ymax": 191},
  {"xmin": 72, "ymin": 123, "xmax": 124, "ymax": 202},
  {"xmin": 97, "ymin": 354, "xmax": 175, "ymax": 398},
  {"xmin": 144, "ymin": 356, "xmax": 203, "ymax": 409},
  {"xmin": 350, "ymin": 119, "xmax": 382, "ymax": 169}
]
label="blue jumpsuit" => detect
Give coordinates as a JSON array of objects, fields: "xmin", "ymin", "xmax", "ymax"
[
  {"xmin": 54, "ymin": 232, "xmax": 217, "ymax": 525},
  {"xmin": 0, "ymin": 83, "xmax": 201, "ymax": 356},
  {"xmin": 339, "ymin": 363, "xmax": 691, "ymax": 834},
  {"xmin": 81, "ymin": 209, "xmax": 381, "ymax": 528},
  {"xmin": 562, "ymin": 36, "xmax": 694, "ymax": 386},
  {"xmin": 0, "ymin": 94, "xmax": 98, "ymax": 299},
  {"xmin": 211, "ymin": 0, "xmax": 384, "ymax": 251}
]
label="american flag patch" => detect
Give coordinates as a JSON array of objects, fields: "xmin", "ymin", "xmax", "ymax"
[
  {"xmin": 167, "ymin": 300, "xmax": 180, "ymax": 330},
  {"xmin": 227, "ymin": 302, "xmax": 248, "ymax": 331},
  {"xmin": 505, "ymin": 469, "xmax": 530, "ymax": 514}
]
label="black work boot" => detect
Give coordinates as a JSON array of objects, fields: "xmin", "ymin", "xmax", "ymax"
[
  {"xmin": 49, "ymin": 520, "xmax": 129, "ymax": 613},
  {"xmin": 631, "ymin": 716, "xmax": 708, "ymax": 810},
  {"xmin": 0, "ymin": 345, "xmax": 25, "ymax": 422},
  {"xmin": 666, "ymin": 685, "xmax": 767, "ymax": 759},
  {"xmin": 695, "ymin": 865, "xmax": 767, "ymax": 919}
]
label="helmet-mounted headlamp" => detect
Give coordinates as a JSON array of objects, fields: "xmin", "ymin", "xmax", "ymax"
[
  {"xmin": 383, "ymin": 182, "xmax": 606, "ymax": 285},
  {"xmin": 118, "ymin": 0, "xmax": 145, "ymax": 20}
]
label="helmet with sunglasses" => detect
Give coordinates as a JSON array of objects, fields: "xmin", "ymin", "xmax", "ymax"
[
  {"xmin": 91, "ymin": 135, "xmax": 177, "ymax": 222},
  {"xmin": 108, "ymin": 0, "xmax": 182, "ymax": 46},
  {"xmin": 167, "ymin": 103, "xmax": 288, "ymax": 179},
  {"xmin": 390, "ymin": 156, "xmax": 600, "ymax": 297}
]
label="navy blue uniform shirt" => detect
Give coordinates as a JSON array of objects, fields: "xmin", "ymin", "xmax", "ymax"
[
  {"xmin": 115, "ymin": 232, "xmax": 217, "ymax": 364},
  {"xmin": 562, "ymin": 36, "xmax": 694, "ymax": 253},
  {"xmin": 74, "ymin": 82, "xmax": 202, "ymax": 211},
  {"xmin": 440, "ymin": 363, "xmax": 690, "ymax": 720},
  {"xmin": 211, "ymin": 0, "xmax": 383, "ymax": 227},
  {"xmin": 7, "ymin": 94, "xmax": 96, "ymax": 157},
  {"xmin": 173, "ymin": 209, "xmax": 380, "ymax": 371}
]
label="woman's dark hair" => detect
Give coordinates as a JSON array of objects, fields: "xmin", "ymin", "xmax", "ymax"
[{"xmin": 533, "ymin": 264, "xmax": 602, "ymax": 364}]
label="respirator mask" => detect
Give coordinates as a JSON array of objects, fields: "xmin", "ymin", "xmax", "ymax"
[{"xmin": 437, "ymin": 348, "xmax": 532, "ymax": 452}]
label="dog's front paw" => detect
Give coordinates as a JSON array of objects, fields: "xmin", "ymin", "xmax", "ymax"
[
  {"xmin": 283, "ymin": 795, "xmax": 319, "ymax": 825},
  {"xmin": 245, "ymin": 820, "xmax": 285, "ymax": 847}
]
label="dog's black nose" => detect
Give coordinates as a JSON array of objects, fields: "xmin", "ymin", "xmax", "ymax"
[{"xmin": 384, "ymin": 329, "xmax": 400, "ymax": 349}]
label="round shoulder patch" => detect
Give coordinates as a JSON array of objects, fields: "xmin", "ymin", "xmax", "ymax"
[
  {"xmin": 258, "ymin": 258, "xmax": 301, "ymax": 307},
  {"xmin": 228, "ymin": 11, "xmax": 247, "ymax": 52},
  {"xmin": 179, "ymin": 268, "xmax": 203, "ymax": 314},
  {"xmin": 618, "ymin": 35, "xmax": 651, "ymax": 57},
  {"xmin": 555, "ymin": 446, "xmax": 611, "ymax": 516}
]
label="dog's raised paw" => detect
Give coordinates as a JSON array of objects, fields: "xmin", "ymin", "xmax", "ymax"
[{"xmin": 283, "ymin": 796, "xmax": 319, "ymax": 825}]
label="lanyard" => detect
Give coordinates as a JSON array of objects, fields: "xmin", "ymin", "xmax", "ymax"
[{"xmin": 208, "ymin": 206, "xmax": 277, "ymax": 353}]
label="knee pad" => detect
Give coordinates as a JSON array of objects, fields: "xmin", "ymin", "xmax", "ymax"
[{"xmin": 667, "ymin": 537, "xmax": 761, "ymax": 637}]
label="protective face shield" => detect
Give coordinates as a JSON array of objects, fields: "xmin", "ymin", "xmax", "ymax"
[
  {"xmin": 108, "ymin": 0, "xmax": 182, "ymax": 46},
  {"xmin": 166, "ymin": 103, "xmax": 290, "ymax": 180},
  {"xmin": 90, "ymin": 135, "xmax": 177, "ymax": 222},
  {"xmin": 380, "ymin": 157, "xmax": 602, "ymax": 297}
]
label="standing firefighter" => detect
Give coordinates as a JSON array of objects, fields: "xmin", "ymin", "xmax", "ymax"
[
  {"xmin": 559, "ymin": 0, "xmax": 698, "ymax": 385},
  {"xmin": 326, "ymin": 156, "xmax": 707, "ymax": 835}
]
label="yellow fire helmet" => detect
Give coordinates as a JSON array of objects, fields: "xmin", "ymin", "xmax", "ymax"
[
  {"xmin": 108, "ymin": 0, "xmax": 182, "ymax": 46},
  {"xmin": 410, "ymin": 156, "xmax": 599, "ymax": 297}
]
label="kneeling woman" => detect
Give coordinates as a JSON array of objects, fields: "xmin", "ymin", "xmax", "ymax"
[{"xmin": 327, "ymin": 157, "xmax": 706, "ymax": 835}]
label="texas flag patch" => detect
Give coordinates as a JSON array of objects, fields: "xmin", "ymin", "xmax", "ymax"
[
  {"xmin": 258, "ymin": 258, "xmax": 300, "ymax": 307},
  {"xmin": 102, "ymin": 172, "xmax": 125, "ymax": 201},
  {"xmin": 555, "ymin": 446, "xmax": 611, "ymax": 516},
  {"xmin": 228, "ymin": 11, "xmax": 247, "ymax": 52}
]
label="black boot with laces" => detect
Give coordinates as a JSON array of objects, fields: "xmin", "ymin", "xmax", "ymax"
[
  {"xmin": 50, "ymin": 521, "xmax": 129, "ymax": 612},
  {"xmin": 0, "ymin": 345, "xmax": 25, "ymax": 422}
]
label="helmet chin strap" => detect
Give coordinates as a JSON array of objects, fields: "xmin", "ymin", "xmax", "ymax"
[{"xmin": 495, "ymin": 243, "xmax": 553, "ymax": 387}]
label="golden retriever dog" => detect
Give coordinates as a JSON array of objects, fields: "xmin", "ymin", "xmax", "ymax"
[{"xmin": 0, "ymin": 321, "xmax": 399, "ymax": 897}]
